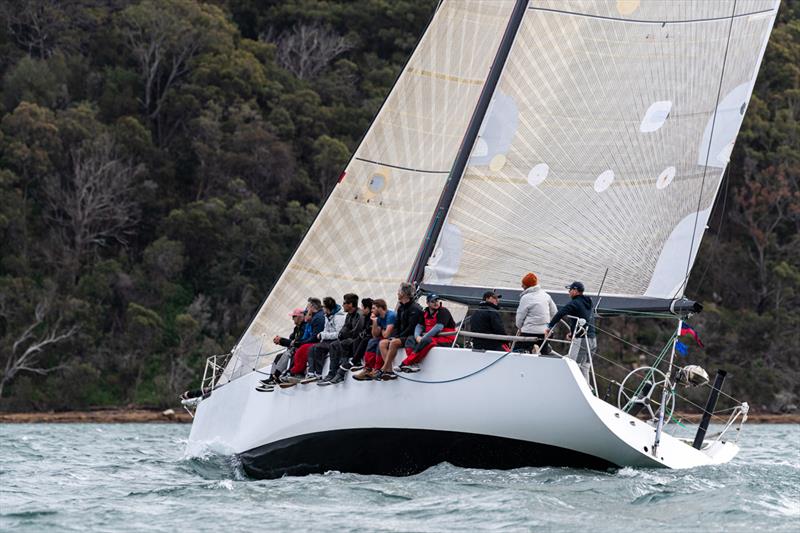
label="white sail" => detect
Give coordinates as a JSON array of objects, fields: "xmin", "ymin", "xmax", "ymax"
[
  {"xmin": 222, "ymin": 0, "xmax": 514, "ymax": 382},
  {"xmin": 424, "ymin": 0, "xmax": 779, "ymax": 299}
]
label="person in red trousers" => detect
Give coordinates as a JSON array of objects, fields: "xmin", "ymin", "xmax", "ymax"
[{"xmin": 397, "ymin": 294, "xmax": 455, "ymax": 373}]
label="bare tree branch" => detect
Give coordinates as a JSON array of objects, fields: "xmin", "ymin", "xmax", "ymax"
[
  {"xmin": 1, "ymin": 295, "xmax": 77, "ymax": 397},
  {"xmin": 43, "ymin": 134, "xmax": 143, "ymax": 278},
  {"xmin": 267, "ymin": 23, "xmax": 352, "ymax": 80}
]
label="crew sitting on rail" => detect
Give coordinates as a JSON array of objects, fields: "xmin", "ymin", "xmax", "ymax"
[
  {"xmin": 305, "ymin": 296, "xmax": 346, "ymax": 383},
  {"xmin": 345, "ymin": 297, "xmax": 374, "ymax": 373},
  {"xmin": 318, "ymin": 293, "xmax": 367, "ymax": 386},
  {"xmin": 374, "ymin": 282, "xmax": 424, "ymax": 381},
  {"xmin": 255, "ymin": 307, "xmax": 306, "ymax": 392},
  {"xmin": 515, "ymin": 272, "xmax": 557, "ymax": 354},
  {"xmin": 397, "ymin": 293, "xmax": 456, "ymax": 373},
  {"xmin": 284, "ymin": 298, "xmax": 325, "ymax": 382},
  {"xmin": 353, "ymin": 299, "xmax": 395, "ymax": 381}
]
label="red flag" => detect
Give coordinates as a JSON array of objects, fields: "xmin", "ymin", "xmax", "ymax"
[{"xmin": 680, "ymin": 323, "xmax": 704, "ymax": 348}]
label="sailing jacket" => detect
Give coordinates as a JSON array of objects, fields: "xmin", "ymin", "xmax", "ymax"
[
  {"xmin": 414, "ymin": 307, "xmax": 456, "ymax": 340},
  {"xmin": 516, "ymin": 285, "xmax": 557, "ymax": 335},
  {"xmin": 395, "ymin": 300, "xmax": 424, "ymax": 340},
  {"xmin": 299, "ymin": 309, "xmax": 325, "ymax": 345},
  {"xmin": 278, "ymin": 322, "xmax": 306, "ymax": 348},
  {"xmin": 337, "ymin": 310, "xmax": 365, "ymax": 341},
  {"xmin": 469, "ymin": 300, "xmax": 506, "ymax": 350},
  {"xmin": 548, "ymin": 294, "xmax": 596, "ymax": 338},
  {"xmin": 319, "ymin": 305, "xmax": 346, "ymax": 341}
]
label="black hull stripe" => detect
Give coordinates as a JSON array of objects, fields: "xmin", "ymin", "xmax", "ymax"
[{"xmin": 238, "ymin": 428, "xmax": 615, "ymax": 479}]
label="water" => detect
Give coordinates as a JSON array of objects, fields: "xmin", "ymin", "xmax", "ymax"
[{"xmin": 1, "ymin": 424, "xmax": 798, "ymax": 532}]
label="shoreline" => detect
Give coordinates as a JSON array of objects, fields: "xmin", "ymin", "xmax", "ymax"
[
  {"xmin": 0, "ymin": 408, "xmax": 193, "ymax": 423},
  {"xmin": 0, "ymin": 409, "xmax": 798, "ymax": 424}
]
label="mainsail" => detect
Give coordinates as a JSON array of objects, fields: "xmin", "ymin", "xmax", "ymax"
[
  {"xmin": 222, "ymin": 0, "xmax": 514, "ymax": 381},
  {"xmin": 422, "ymin": 0, "xmax": 779, "ymax": 300}
]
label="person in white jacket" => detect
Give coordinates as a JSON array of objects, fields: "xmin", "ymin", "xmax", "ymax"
[
  {"xmin": 306, "ymin": 296, "xmax": 346, "ymax": 380},
  {"xmin": 515, "ymin": 272, "xmax": 557, "ymax": 354}
]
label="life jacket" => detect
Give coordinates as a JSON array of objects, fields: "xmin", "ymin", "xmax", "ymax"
[{"xmin": 423, "ymin": 308, "xmax": 456, "ymax": 335}]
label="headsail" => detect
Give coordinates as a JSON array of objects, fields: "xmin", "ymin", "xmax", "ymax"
[
  {"xmin": 422, "ymin": 0, "xmax": 779, "ymax": 301},
  {"xmin": 221, "ymin": 0, "xmax": 515, "ymax": 382}
]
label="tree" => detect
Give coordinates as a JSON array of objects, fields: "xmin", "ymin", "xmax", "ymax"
[
  {"xmin": 118, "ymin": 0, "xmax": 236, "ymax": 144},
  {"xmin": 0, "ymin": 0, "xmax": 68, "ymax": 58},
  {"xmin": 0, "ymin": 281, "xmax": 76, "ymax": 397},
  {"xmin": 268, "ymin": 23, "xmax": 352, "ymax": 80},
  {"xmin": 312, "ymin": 134, "xmax": 349, "ymax": 198},
  {"xmin": 43, "ymin": 134, "xmax": 143, "ymax": 280}
]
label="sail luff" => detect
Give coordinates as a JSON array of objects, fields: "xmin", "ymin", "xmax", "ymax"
[
  {"xmin": 220, "ymin": 1, "xmax": 516, "ymax": 383},
  {"xmin": 408, "ymin": 0, "xmax": 530, "ymax": 285},
  {"xmin": 225, "ymin": 3, "xmax": 446, "ymax": 361}
]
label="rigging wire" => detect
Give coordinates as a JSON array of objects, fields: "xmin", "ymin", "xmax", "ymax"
[
  {"xmin": 691, "ymin": 164, "xmax": 732, "ymax": 292},
  {"xmin": 675, "ymin": 0, "xmax": 739, "ymax": 301},
  {"xmin": 593, "ymin": 321, "xmax": 746, "ymax": 409},
  {"xmin": 591, "ymin": 350, "xmax": 736, "ymax": 425}
]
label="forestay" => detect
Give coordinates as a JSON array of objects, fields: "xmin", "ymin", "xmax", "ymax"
[
  {"xmin": 424, "ymin": 0, "xmax": 779, "ymax": 300},
  {"xmin": 221, "ymin": 0, "xmax": 514, "ymax": 382}
]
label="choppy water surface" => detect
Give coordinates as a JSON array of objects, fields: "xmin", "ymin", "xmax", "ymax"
[{"xmin": 1, "ymin": 423, "xmax": 798, "ymax": 532}]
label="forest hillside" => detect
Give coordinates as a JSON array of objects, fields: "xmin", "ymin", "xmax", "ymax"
[{"xmin": 0, "ymin": 1, "xmax": 797, "ymax": 412}]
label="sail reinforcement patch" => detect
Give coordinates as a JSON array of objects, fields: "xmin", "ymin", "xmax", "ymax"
[
  {"xmin": 640, "ymin": 101, "xmax": 672, "ymax": 133},
  {"xmin": 656, "ymin": 166, "xmax": 676, "ymax": 190},
  {"xmin": 527, "ymin": 163, "xmax": 549, "ymax": 187},
  {"xmin": 594, "ymin": 170, "xmax": 615, "ymax": 192}
]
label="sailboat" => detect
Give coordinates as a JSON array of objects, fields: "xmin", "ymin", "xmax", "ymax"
[{"xmin": 185, "ymin": 0, "xmax": 780, "ymax": 478}]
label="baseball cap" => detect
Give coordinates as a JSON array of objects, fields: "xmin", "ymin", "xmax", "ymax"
[
  {"xmin": 482, "ymin": 290, "xmax": 501, "ymax": 300},
  {"xmin": 426, "ymin": 293, "xmax": 440, "ymax": 303},
  {"xmin": 565, "ymin": 281, "xmax": 585, "ymax": 292},
  {"xmin": 289, "ymin": 308, "xmax": 305, "ymax": 317}
]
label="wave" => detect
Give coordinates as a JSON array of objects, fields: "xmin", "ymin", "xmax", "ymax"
[{"xmin": 179, "ymin": 439, "xmax": 245, "ymax": 480}]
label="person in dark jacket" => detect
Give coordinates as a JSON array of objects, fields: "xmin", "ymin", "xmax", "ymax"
[
  {"xmin": 545, "ymin": 281, "xmax": 596, "ymax": 381},
  {"xmin": 375, "ymin": 282, "xmax": 423, "ymax": 380},
  {"xmin": 318, "ymin": 293, "xmax": 365, "ymax": 385},
  {"xmin": 347, "ymin": 297, "xmax": 373, "ymax": 371},
  {"xmin": 256, "ymin": 307, "xmax": 305, "ymax": 391},
  {"xmin": 469, "ymin": 291, "xmax": 507, "ymax": 351}
]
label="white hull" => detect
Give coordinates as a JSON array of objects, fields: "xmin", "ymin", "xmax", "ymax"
[{"xmin": 187, "ymin": 348, "xmax": 738, "ymax": 477}]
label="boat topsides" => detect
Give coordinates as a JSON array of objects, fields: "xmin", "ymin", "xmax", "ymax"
[{"xmin": 187, "ymin": 347, "xmax": 738, "ymax": 476}]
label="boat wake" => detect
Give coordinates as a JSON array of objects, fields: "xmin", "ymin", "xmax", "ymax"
[{"xmin": 180, "ymin": 439, "xmax": 245, "ymax": 480}]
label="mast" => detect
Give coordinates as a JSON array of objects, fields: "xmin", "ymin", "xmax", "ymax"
[{"xmin": 408, "ymin": 0, "xmax": 530, "ymax": 285}]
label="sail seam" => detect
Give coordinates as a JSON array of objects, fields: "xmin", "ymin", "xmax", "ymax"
[
  {"xmin": 354, "ymin": 157, "xmax": 450, "ymax": 174},
  {"xmin": 526, "ymin": 6, "xmax": 773, "ymax": 25}
]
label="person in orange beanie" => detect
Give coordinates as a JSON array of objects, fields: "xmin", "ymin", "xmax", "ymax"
[
  {"xmin": 516, "ymin": 272, "xmax": 556, "ymax": 353},
  {"xmin": 521, "ymin": 272, "xmax": 538, "ymax": 288}
]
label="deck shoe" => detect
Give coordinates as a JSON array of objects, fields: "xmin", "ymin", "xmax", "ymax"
[
  {"xmin": 283, "ymin": 374, "xmax": 304, "ymax": 384},
  {"xmin": 401, "ymin": 364, "xmax": 421, "ymax": 373},
  {"xmin": 255, "ymin": 385, "xmax": 274, "ymax": 392},
  {"xmin": 328, "ymin": 372, "xmax": 345, "ymax": 385},
  {"xmin": 349, "ymin": 364, "xmax": 365, "ymax": 372},
  {"xmin": 352, "ymin": 369, "xmax": 374, "ymax": 381},
  {"xmin": 381, "ymin": 372, "xmax": 397, "ymax": 380},
  {"xmin": 301, "ymin": 374, "xmax": 320, "ymax": 384},
  {"xmin": 317, "ymin": 379, "xmax": 333, "ymax": 387}
]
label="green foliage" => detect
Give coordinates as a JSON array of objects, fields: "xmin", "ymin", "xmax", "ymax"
[{"xmin": 0, "ymin": 0, "xmax": 795, "ymax": 413}]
